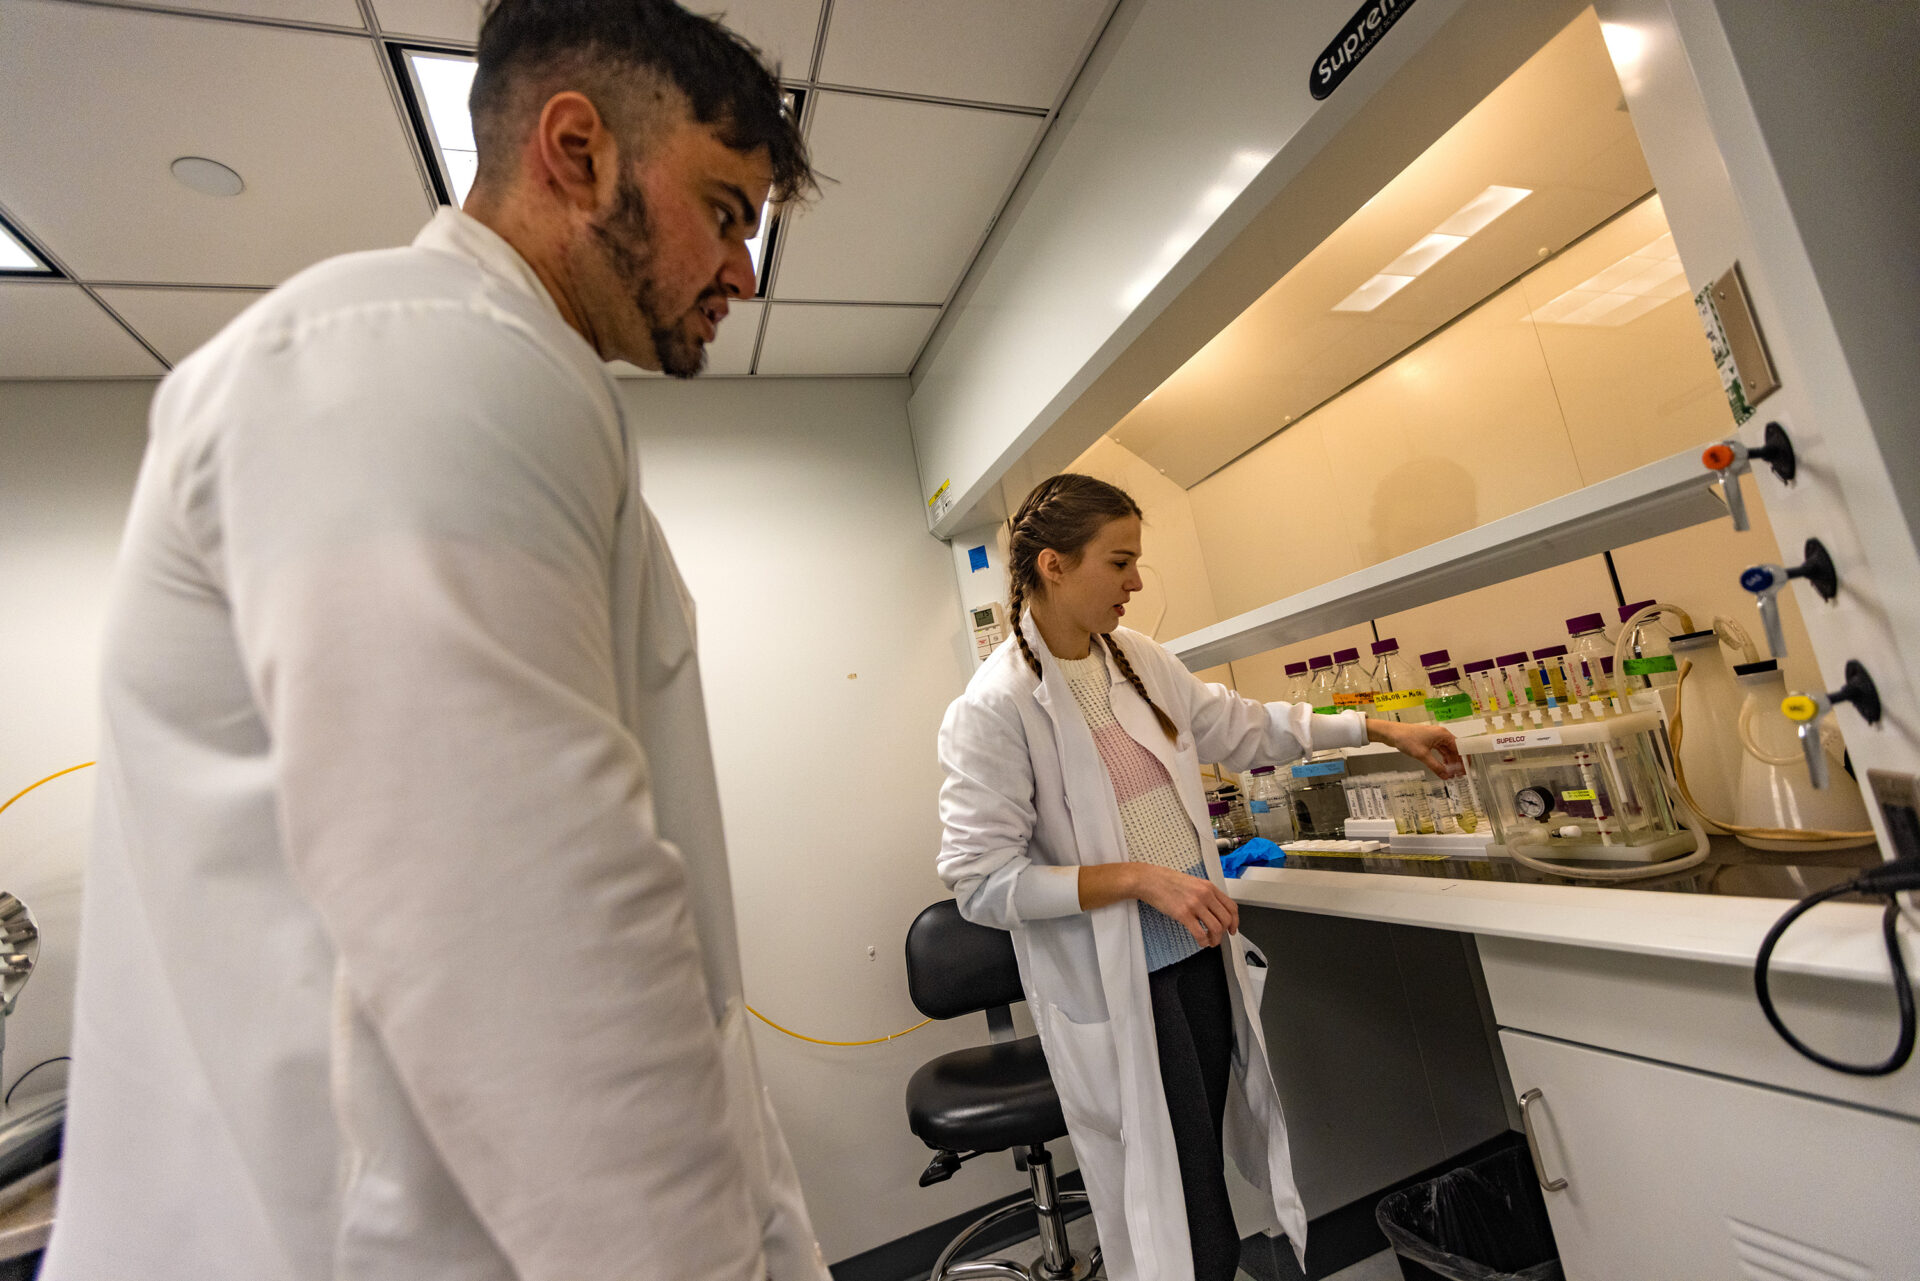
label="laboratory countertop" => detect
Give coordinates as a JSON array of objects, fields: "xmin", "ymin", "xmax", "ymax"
[{"xmin": 1229, "ymin": 866, "xmax": 1912, "ymax": 985}]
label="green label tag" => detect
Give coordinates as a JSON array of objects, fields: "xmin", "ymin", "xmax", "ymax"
[
  {"xmin": 1426, "ymin": 693, "xmax": 1474, "ymax": 722},
  {"xmin": 1622, "ymin": 655, "xmax": 1679, "ymax": 676},
  {"xmin": 1374, "ymin": 688, "xmax": 1428, "ymax": 712},
  {"xmin": 1312, "ymin": 705, "xmax": 1338, "ymax": 716}
]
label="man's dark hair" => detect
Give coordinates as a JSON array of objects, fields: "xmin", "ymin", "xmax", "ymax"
[{"xmin": 471, "ymin": 0, "xmax": 815, "ymax": 204}]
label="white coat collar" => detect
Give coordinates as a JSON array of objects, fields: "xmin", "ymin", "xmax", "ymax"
[
  {"xmin": 1018, "ymin": 611, "xmax": 1129, "ymax": 713},
  {"xmin": 413, "ymin": 207, "xmax": 567, "ymax": 326}
]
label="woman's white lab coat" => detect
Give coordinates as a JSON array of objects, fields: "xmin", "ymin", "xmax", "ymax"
[{"xmin": 936, "ymin": 615, "xmax": 1367, "ymax": 1281}]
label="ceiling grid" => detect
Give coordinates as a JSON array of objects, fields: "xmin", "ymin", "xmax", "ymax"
[{"xmin": 0, "ymin": 0, "xmax": 1119, "ymax": 380}]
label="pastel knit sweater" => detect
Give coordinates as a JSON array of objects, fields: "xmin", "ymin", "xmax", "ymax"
[{"xmin": 1057, "ymin": 650, "xmax": 1204, "ymax": 972}]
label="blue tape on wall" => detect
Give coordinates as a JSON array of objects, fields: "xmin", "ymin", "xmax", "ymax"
[{"xmin": 968, "ymin": 545, "xmax": 989, "ymax": 572}]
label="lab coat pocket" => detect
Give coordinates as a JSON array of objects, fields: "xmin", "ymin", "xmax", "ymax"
[
  {"xmin": 1236, "ymin": 937, "xmax": 1270, "ymax": 1014},
  {"xmin": 1041, "ymin": 1004, "xmax": 1122, "ymax": 1143}
]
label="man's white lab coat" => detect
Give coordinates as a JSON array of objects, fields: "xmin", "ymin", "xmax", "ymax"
[{"xmin": 42, "ymin": 210, "xmax": 828, "ymax": 1281}]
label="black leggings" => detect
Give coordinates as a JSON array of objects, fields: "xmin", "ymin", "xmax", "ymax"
[{"xmin": 1148, "ymin": 947, "xmax": 1240, "ymax": 1281}]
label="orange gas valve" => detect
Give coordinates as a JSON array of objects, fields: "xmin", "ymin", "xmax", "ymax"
[{"xmin": 1702, "ymin": 443, "xmax": 1737, "ymax": 471}]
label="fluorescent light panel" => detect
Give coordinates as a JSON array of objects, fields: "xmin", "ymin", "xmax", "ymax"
[
  {"xmin": 0, "ymin": 222, "xmax": 50, "ymax": 272},
  {"xmin": 403, "ymin": 51, "xmax": 777, "ymax": 282},
  {"xmin": 1532, "ymin": 232, "xmax": 1687, "ymax": 326},
  {"xmin": 1335, "ymin": 184, "xmax": 1531, "ymax": 312}
]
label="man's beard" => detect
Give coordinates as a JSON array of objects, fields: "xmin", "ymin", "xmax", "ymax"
[{"xmin": 592, "ymin": 175, "xmax": 709, "ymax": 378}]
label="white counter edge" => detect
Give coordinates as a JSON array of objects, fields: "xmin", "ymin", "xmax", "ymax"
[{"xmin": 1230, "ymin": 867, "xmax": 1912, "ymax": 985}]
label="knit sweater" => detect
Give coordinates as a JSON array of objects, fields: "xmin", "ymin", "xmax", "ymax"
[{"xmin": 1057, "ymin": 649, "xmax": 1205, "ymax": 972}]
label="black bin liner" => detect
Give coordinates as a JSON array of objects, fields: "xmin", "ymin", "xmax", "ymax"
[{"xmin": 1374, "ymin": 1145, "xmax": 1563, "ymax": 1281}]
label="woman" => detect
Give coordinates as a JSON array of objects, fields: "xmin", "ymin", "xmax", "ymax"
[{"xmin": 936, "ymin": 474, "xmax": 1461, "ymax": 1281}]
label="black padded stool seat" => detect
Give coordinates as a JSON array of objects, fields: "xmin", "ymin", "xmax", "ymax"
[{"xmin": 906, "ymin": 1034, "xmax": 1067, "ymax": 1153}]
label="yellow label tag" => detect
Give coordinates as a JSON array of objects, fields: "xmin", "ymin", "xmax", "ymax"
[
  {"xmin": 1561, "ymin": 788, "xmax": 1597, "ymax": 801},
  {"xmin": 1374, "ymin": 688, "xmax": 1428, "ymax": 711},
  {"xmin": 927, "ymin": 479, "xmax": 950, "ymax": 509}
]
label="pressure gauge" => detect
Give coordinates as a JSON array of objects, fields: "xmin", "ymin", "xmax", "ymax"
[{"xmin": 1514, "ymin": 786, "xmax": 1555, "ymax": 822}]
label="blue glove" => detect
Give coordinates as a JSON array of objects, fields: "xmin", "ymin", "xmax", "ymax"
[{"xmin": 1221, "ymin": 836, "xmax": 1285, "ymax": 878}]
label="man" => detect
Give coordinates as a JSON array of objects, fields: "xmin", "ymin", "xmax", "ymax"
[{"xmin": 43, "ymin": 3, "xmax": 823, "ymax": 1279}]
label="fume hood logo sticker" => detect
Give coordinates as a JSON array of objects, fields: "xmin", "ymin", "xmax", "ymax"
[{"xmin": 1311, "ymin": 0, "xmax": 1420, "ymax": 100}]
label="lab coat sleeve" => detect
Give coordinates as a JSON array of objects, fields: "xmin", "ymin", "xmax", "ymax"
[
  {"xmin": 1159, "ymin": 645, "xmax": 1368, "ymax": 770},
  {"xmin": 936, "ymin": 691, "xmax": 1083, "ymax": 928},
  {"xmin": 189, "ymin": 308, "xmax": 764, "ymax": 1281}
]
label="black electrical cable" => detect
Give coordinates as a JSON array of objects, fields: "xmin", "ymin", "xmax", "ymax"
[{"xmin": 1753, "ymin": 858, "xmax": 1920, "ymax": 1077}]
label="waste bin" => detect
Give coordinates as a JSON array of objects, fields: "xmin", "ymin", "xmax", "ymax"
[{"xmin": 1374, "ymin": 1144, "xmax": 1563, "ymax": 1281}]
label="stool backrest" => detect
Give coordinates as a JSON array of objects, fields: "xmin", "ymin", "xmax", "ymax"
[{"xmin": 904, "ymin": 900, "xmax": 1024, "ymax": 1020}]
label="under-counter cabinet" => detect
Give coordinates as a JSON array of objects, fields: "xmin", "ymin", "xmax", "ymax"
[{"xmin": 1502, "ymin": 1030, "xmax": 1919, "ymax": 1280}]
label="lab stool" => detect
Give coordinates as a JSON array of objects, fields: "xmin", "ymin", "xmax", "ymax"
[{"xmin": 903, "ymin": 900, "xmax": 1102, "ymax": 1281}]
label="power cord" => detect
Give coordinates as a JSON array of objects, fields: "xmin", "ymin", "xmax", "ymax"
[{"xmin": 1753, "ymin": 856, "xmax": 1919, "ymax": 1076}]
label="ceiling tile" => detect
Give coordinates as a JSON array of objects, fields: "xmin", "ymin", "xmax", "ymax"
[
  {"xmin": 0, "ymin": 283, "xmax": 165, "ymax": 378},
  {"xmin": 690, "ymin": 0, "xmax": 825, "ymax": 78},
  {"xmin": 771, "ymin": 93, "xmax": 1040, "ymax": 304},
  {"xmin": 95, "ymin": 286, "xmax": 268, "ymax": 365},
  {"xmin": 755, "ymin": 303, "xmax": 937, "ymax": 375},
  {"xmin": 609, "ymin": 299, "xmax": 765, "ymax": 379},
  {"xmin": 0, "ymin": 0, "xmax": 430, "ymax": 288},
  {"xmin": 817, "ymin": 0, "xmax": 1109, "ymax": 108},
  {"xmin": 372, "ymin": 0, "xmax": 483, "ymax": 43},
  {"xmin": 103, "ymin": 0, "xmax": 364, "ymax": 26}
]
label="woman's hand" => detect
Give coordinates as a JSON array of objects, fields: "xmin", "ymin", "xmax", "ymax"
[
  {"xmin": 1078, "ymin": 863, "xmax": 1238, "ymax": 947},
  {"xmin": 1366, "ymin": 718, "xmax": 1465, "ymax": 778}
]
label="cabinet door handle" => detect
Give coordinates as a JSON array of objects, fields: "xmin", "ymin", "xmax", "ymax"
[{"xmin": 1518, "ymin": 1088, "xmax": 1568, "ymax": 1192}]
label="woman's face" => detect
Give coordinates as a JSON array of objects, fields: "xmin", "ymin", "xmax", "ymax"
[{"xmin": 1039, "ymin": 515, "xmax": 1145, "ymax": 637}]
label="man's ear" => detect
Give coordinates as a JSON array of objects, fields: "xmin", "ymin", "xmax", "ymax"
[{"xmin": 529, "ymin": 91, "xmax": 618, "ymax": 210}]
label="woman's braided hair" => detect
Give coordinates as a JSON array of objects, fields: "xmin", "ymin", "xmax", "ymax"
[{"xmin": 1005, "ymin": 474, "xmax": 1178, "ymax": 742}]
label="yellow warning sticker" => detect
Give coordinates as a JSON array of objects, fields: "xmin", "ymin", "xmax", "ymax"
[{"xmin": 1561, "ymin": 788, "xmax": 1597, "ymax": 801}]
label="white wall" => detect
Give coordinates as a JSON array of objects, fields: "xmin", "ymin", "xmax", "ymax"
[
  {"xmin": 614, "ymin": 377, "xmax": 1033, "ymax": 1261},
  {"xmin": 0, "ymin": 375, "xmax": 1016, "ymax": 1263},
  {"xmin": 0, "ymin": 380, "xmax": 153, "ymax": 1111}
]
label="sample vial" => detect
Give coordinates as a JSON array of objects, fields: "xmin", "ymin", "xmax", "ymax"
[{"xmin": 1565, "ymin": 613, "xmax": 1616, "ymax": 711}]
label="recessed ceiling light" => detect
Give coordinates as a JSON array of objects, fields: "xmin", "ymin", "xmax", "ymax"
[
  {"xmin": 0, "ymin": 221, "xmax": 50, "ymax": 272},
  {"xmin": 171, "ymin": 156, "xmax": 245, "ymax": 197}
]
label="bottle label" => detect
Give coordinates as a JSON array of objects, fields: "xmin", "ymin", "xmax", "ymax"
[
  {"xmin": 1622, "ymin": 655, "xmax": 1678, "ymax": 676},
  {"xmin": 1333, "ymin": 692, "xmax": 1374, "ymax": 708},
  {"xmin": 1426, "ymin": 693, "xmax": 1474, "ymax": 722},
  {"xmin": 1374, "ymin": 688, "xmax": 1428, "ymax": 712},
  {"xmin": 1312, "ymin": 704, "xmax": 1338, "ymax": 716},
  {"xmin": 1292, "ymin": 760, "xmax": 1347, "ymax": 779},
  {"xmin": 1250, "ymin": 800, "xmax": 1270, "ymax": 814}
]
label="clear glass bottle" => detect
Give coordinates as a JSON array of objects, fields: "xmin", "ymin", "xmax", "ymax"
[
  {"xmin": 1247, "ymin": 766, "xmax": 1297, "ymax": 843},
  {"xmin": 1618, "ymin": 599, "xmax": 1680, "ymax": 689},
  {"xmin": 1423, "ymin": 666, "xmax": 1475, "ymax": 724},
  {"xmin": 1306, "ymin": 654, "xmax": 1336, "ymax": 714},
  {"xmin": 1330, "ymin": 646, "xmax": 1374, "ymax": 717},
  {"xmin": 1282, "ymin": 660, "xmax": 1310, "ymax": 703},
  {"xmin": 1289, "ymin": 756, "xmax": 1351, "ymax": 838},
  {"xmin": 1369, "ymin": 638, "xmax": 1430, "ymax": 723},
  {"xmin": 1208, "ymin": 800, "xmax": 1237, "ymax": 847},
  {"xmin": 1565, "ymin": 612, "xmax": 1616, "ymax": 710}
]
